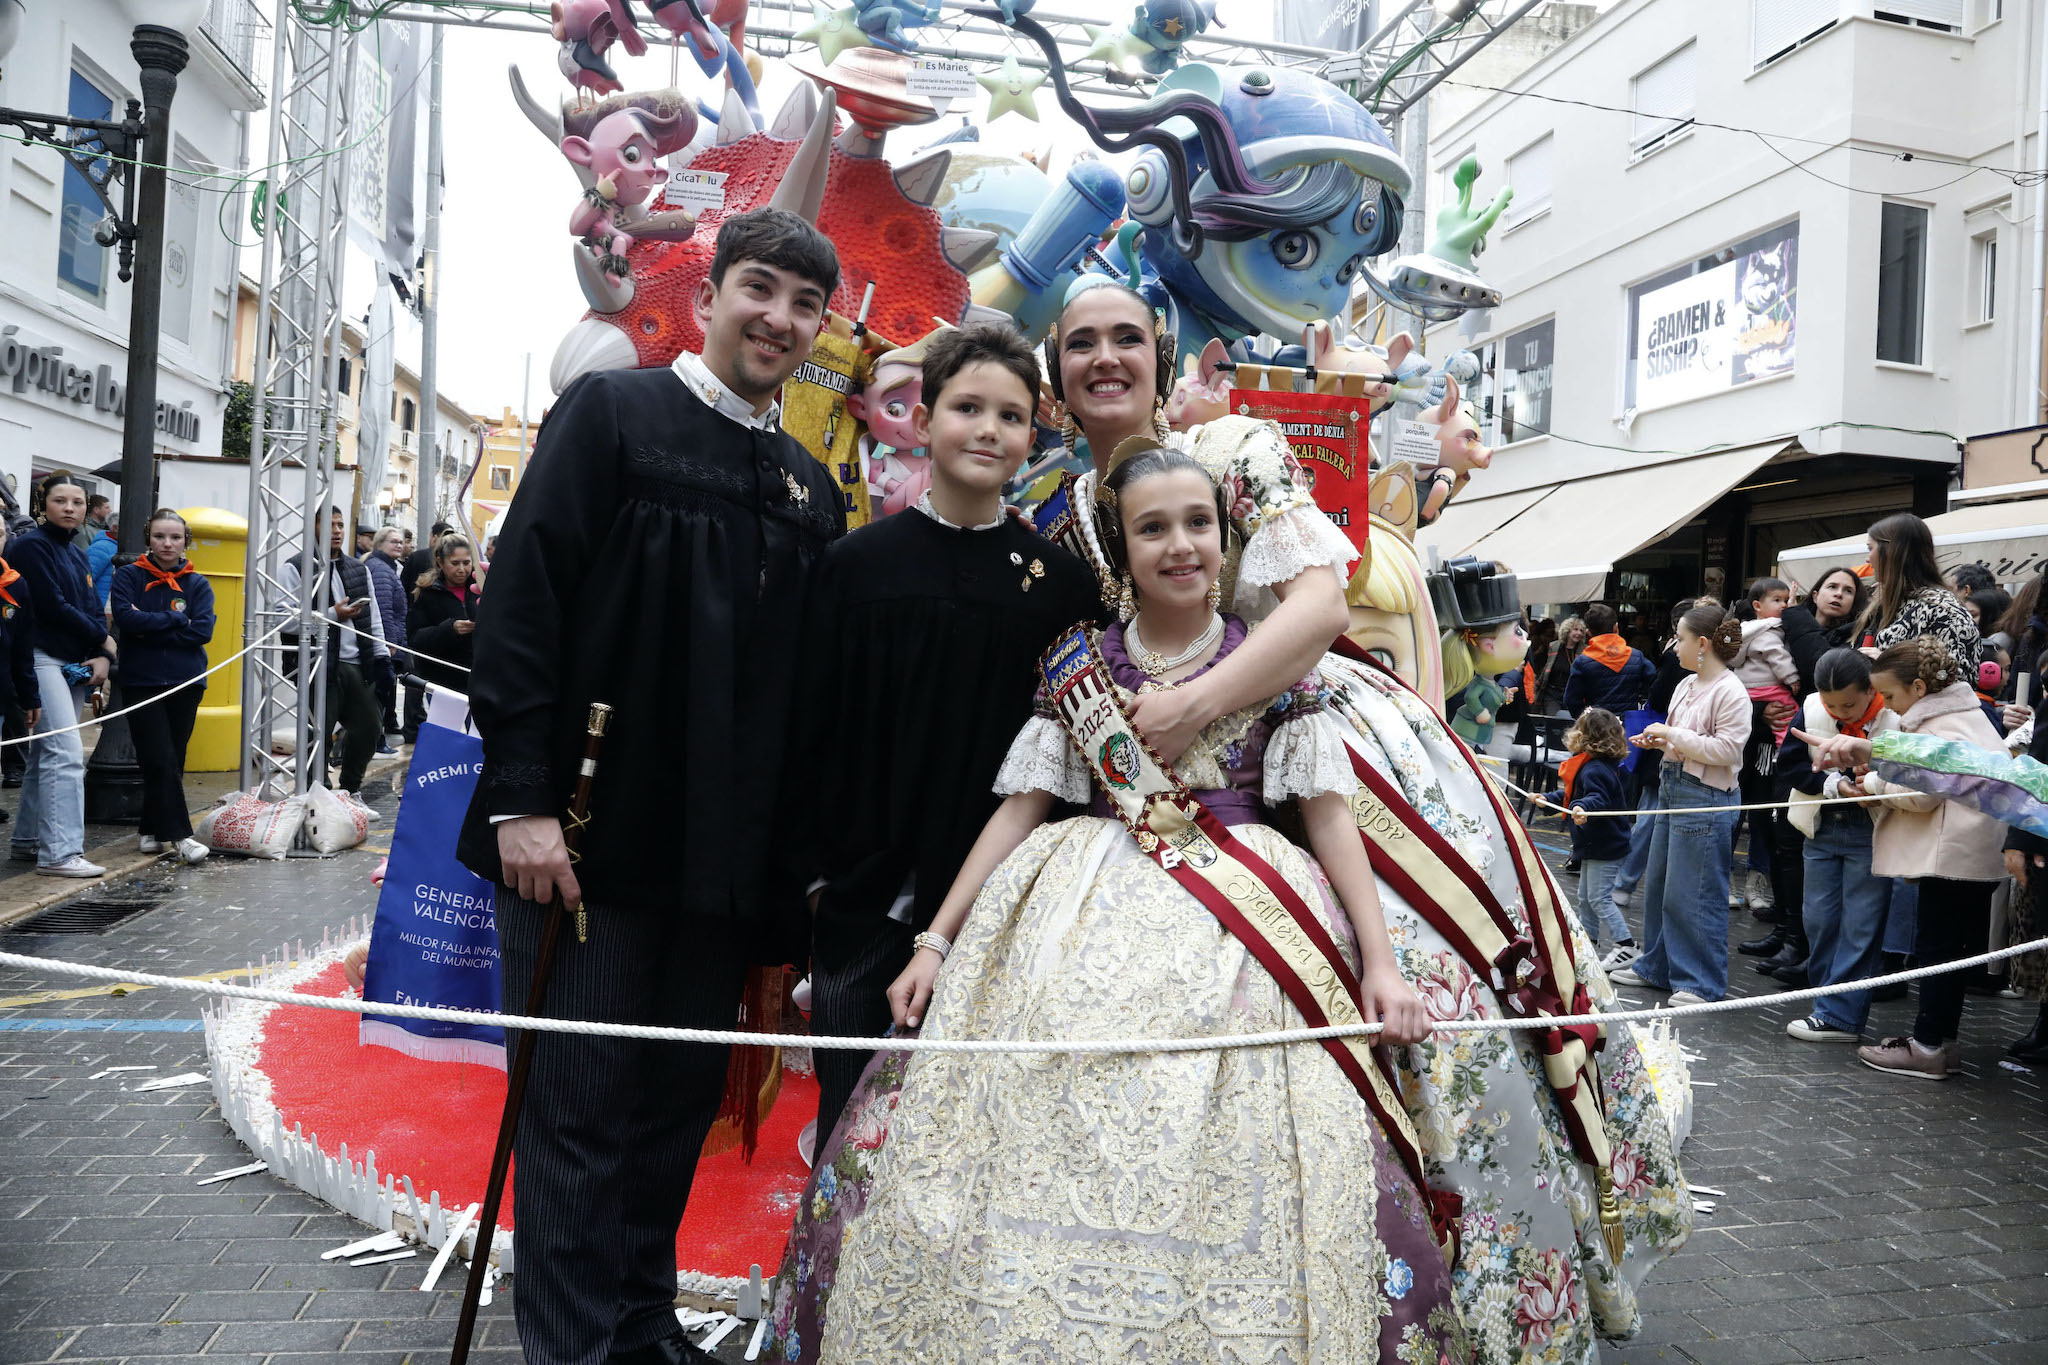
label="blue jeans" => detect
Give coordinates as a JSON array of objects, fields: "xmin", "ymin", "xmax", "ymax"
[
  {"xmin": 12, "ymin": 652, "xmax": 89, "ymax": 867},
  {"xmin": 1615, "ymin": 781, "xmax": 1658, "ymax": 894},
  {"xmin": 1575, "ymin": 858, "xmax": 1631, "ymax": 947},
  {"xmin": 1803, "ymin": 813, "xmax": 1889, "ymax": 1033},
  {"xmin": 1631, "ymin": 768, "xmax": 1739, "ymax": 999}
]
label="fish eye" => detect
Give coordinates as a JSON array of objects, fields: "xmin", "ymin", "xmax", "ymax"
[{"xmin": 1272, "ymin": 231, "xmax": 1318, "ymax": 270}]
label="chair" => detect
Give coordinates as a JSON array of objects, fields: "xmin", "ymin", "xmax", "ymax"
[{"xmin": 1508, "ymin": 713, "xmax": 1573, "ymax": 821}]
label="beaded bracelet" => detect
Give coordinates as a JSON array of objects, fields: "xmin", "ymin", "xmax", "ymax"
[{"xmin": 911, "ymin": 930, "xmax": 952, "ymax": 961}]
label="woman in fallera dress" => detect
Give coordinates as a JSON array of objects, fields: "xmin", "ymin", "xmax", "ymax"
[
  {"xmin": 769, "ymin": 446, "xmax": 1472, "ymax": 1364},
  {"xmin": 1019, "ymin": 278, "xmax": 1691, "ymax": 1362}
]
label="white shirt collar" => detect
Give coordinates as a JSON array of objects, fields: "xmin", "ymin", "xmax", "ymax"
[
  {"xmin": 914, "ymin": 489, "xmax": 1007, "ymax": 532},
  {"xmin": 671, "ymin": 350, "xmax": 781, "ymax": 431}
]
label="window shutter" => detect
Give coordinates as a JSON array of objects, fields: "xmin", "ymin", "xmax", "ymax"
[
  {"xmin": 1507, "ymin": 134, "xmax": 1553, "ymax": 225},
  {"xmin": 1877, "ymin": 0, "xmax": 1965, "ymax": 26},
  {"xmin": 1752, "ymin": 0, "xmax": 1842, "ymax": 66},
  {"xmin": 1632, "ymin": 42, "xmax": 1697, "ymax": 152}
]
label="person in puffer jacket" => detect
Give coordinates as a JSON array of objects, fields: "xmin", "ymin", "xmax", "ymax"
[{"xmin": 1563, "ymin": 602, "xmax": 1655, "ymax": 717}]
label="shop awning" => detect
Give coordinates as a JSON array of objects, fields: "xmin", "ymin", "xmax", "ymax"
[
  {"xmin": 1416, "ymin": 485, "xmax": 1551, "ymax": 560},
  {"xmin": 1433, "ymin": 442, "xmax": 1790, "ymax": 605},
  {"xmin": 1776, "ymin": 497, "xmax": 2048, "ymax": 587}
]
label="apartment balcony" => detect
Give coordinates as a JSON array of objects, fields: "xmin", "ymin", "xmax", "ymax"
[{"xmin": 193, "ymin": 0, "xmax": 269, "ymax": 112}]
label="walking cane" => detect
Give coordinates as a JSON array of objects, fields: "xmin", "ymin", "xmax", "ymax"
[{"xmin": 449, "ymin": 701, "xmax": 612, "ymax": 1365}]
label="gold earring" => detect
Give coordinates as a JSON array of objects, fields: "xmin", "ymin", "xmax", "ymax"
[
  {"xmin": 1062, "ymin": 412, "xmax": 1080, "ymax": 458},
  {"xmin": 1118, "ymin": 572, "xmax": 1137, "ymax": 622},
  {"xmin": 1206, "ymin": 578, "xmax": 1222, "ymax": 612},
  {"xmin": 1152, "ymin": 396, "xmax": 1171, "ymax": 441}
]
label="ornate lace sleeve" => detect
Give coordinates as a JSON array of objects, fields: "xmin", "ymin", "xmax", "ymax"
[
  {"xmin": 1263, "ymin": 710, "xmax": 1359, "ymax": 803},
  {"xmin": 994, "ymin": 715, "xmax": 1093, "ymax": 802},
  {"xmin": 1237, "ymin": 503, "xmax": 1358, "ymax": 592}
]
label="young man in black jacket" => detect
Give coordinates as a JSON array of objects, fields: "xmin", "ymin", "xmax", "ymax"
[{"xmin": 457, "ymin": 209, "xmax": 844, "ymax": 1365}]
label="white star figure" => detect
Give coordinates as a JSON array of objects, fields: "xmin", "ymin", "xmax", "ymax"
[{"xmin": 977, "ymin": 55, "xmax": 1045, "ymax": 123}]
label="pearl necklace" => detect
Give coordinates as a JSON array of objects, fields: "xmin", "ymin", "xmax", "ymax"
[{"xmin": 1127, "ymin": 612, "xmax": 1223, "ymax": 677}]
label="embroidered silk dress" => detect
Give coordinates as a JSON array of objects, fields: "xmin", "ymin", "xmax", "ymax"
[
  {"xmin": 770, "ymin": 619, "xmax": 1471, "ymax": 1365},
  {"xmin": 1035, "ymin": 418, "xmax": 1691, "ymax": 1362}
]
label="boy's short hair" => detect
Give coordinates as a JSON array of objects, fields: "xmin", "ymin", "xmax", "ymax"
[
  {"xmin": 708, "ymin": 208, "xmax": 841, "ymax": 299},
  {"xmin": 1748, "ymin": 576, "xmax": 1790, "ymax": 602},
  {"xmin": 920, "ymin": 322, "xmax": 1041, "ymax": 411},
  {"xmin": 1582, "ymin": 603, "xmax": 1617, "ymax": 636}
]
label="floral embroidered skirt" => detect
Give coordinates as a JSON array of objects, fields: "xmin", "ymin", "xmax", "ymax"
[
  {"xmin": 1317, "ymin": 655, "xmax": 1693, "ymax": 1363},
  {"xmin": 767, "ymin": 817, "xmax": 1471, "ymax": 1365}
]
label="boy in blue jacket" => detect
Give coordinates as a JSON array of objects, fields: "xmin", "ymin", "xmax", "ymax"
[
  {"xmin": 1564, "ymin": 602, "xmax": 1655, "ymax": 717},
  {"xmin": 1542, "ymin": 706, "xmax": 1639, "ymax": 969}
]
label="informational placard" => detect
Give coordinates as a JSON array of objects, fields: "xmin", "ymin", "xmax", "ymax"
[
  {"xmin": 1389, "ymin": 418, "xmax": 1443, "ymax": 469},
  {"xmin": 663, "ymin": 167, "xmax": 728, "ymax": 214},
  {"xmin": 905, "ymin": 57, "xmax": 976, "ymax": 98},
  {"xmin": 1234, "ymin": 390, "xmax": 1372, "ymax": 558}
]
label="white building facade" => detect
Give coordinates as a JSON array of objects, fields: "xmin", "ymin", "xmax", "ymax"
[
  {"xmin": 0, "ymin": 0, "xmax": 264, "ymax": 517},
  {"xmin": 1418, "ymin": 0, "xmax": 2039, "ymax": 613}
]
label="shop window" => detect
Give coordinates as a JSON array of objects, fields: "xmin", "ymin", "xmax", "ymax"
[
  {"xmin": 1631, "ymin": 42, "xmax": 1696, "ymax": 161},
  {"xmin": 1877, "ymin": 201, "xmax": 1929, "ymax": 365},
  {"xmin": 1752, "ymin": 0, "xmax": 1840, "ymax": 68},
  {"xmin": 1972, "ymin": 230, "xmax": 1998, "ymax": 324},
  {"xmin": 489, "ymin": 466, "xmax": 512, "ymax": 491},
  {"xmin": 57, "ymin": 70, "xmax": 117, "ymax": 304},
  {"xmin": 1504, "ymin": 133, "xmax": 1552, "ymax": 228}
]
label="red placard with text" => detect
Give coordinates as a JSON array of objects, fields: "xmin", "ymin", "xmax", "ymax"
[{"xmin": 1234, "ymin": 389, "xmax": 1373, "ymax": 557}]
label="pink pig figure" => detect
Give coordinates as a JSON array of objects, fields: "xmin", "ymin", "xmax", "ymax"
[
  {"xmin": 560, "ymin": 95, "xmax": 698, "ymax": 277},
  {"xmin": 1416, "ymin": 371, "xmax": 1492, "ymax": 528},
  {"xmin": 1164, "ymin": 337, "xmax": 1232, "ymax": 432},
  {"xmin": 848, "ymin": 342, "xmax": 931, "ymax": 519}
]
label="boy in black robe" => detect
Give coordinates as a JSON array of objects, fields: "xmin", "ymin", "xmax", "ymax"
[
  {"xmin": 798, "ymin": 323, "xmax": 1098, "ymax": 1137},
  {"xmin": 457, "ymin": 209, "xmax": 844, "ymax": 1365}
]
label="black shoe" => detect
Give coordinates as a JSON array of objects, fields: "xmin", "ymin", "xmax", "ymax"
[
  {"xmin": 1756, "ymin": 944, "xmax": 1802, "ymax": 975},
  {"xmin": 1769, "ymin": 959, "xmax": 1810, "ymax": 988},
  {"xmin": 1749, "ymin": 903, "xmax": 1785, "ymax": 925},
  {"xmin": 2, "ymin": 773, "xmax": 20, "ymax": 788},
  {"xmin": 1739, "ymin": 928, "xmax": 1788, "ymax": 957},
  {"xmin": 1564, "ymin": 858, "xmax": 1582, "ymax": 874},
  {"xmin": 2007, "ymin": 1011, "xmax": 2048, "ymax": 1057},
  {"xmin": 2010, "ymin": 1034, "xmax": 2048, "ymax": 1065},
  {"xmin": 608, "ymin": 1329, "xmax": 721, "ymax": 1365}
]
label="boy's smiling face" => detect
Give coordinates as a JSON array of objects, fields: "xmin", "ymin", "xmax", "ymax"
[{"xmin": 914, "ymin": 361, "xmax": 1036, "ymax": 502}]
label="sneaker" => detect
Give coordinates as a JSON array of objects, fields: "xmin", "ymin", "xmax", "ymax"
[
  {"xmin": 1747, "ymin": 868, "xmax": 1774, "ymax": 912},
  {"xmin": 1858, "ymin": 1035, "xmax": 1950, "ymax": 1079},
  {"xmin": 176, "ymin": 838, "xmax": 208, "ymax": 866},
  {"xmin": 1609, "ymin": 966, "xmax": 1662, "ymax": 989},
  {"xmin": 1600, "ymin": 943, "xmax": 1642, "ymax": 973},
  {"xmin": 1612, "ymin": 886, "xmax": 1633, "ymax": 910},
  {"xmin": 138, "ymin": 835, "xmax": 162, "ymax": 855},
  {"xmin": 35, "ymin": 856, "xmax": 105, "ymax": 879},
  {"xmin": 1667, "ymin": 990, "xmax": 1710, "ymax": 1008},
  {"xmin": 376, "ymin": 741, "xmax": 396, "ymax": 756},
  {"xmin": 1564, "ymin": 857, "xmax": 1582, "ymax": 874},
  {"xmin": 8, "ymin": 845, "xmax": 36, "ymax": 863},
  {"xmin": 1728, "ymin": 887, "xmax": 1748, "ymax": 910},
  {"xmin": 1788, "ymin": 1015, "xmax": 1860, "ymax": 1043}
]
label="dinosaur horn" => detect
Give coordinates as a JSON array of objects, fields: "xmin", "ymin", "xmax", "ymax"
[
  {"xmin": 508, "ymin": 64, "xmax": 564, "ymax": 146},
  {"xmin": 764, "ymin": 85, "xmax": 836, "ymax": 224}
]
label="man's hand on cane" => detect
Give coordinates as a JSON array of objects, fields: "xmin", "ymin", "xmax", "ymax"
[{"xmin": 498, "ymin": 815, "xmax": 581, "ymax": 906}]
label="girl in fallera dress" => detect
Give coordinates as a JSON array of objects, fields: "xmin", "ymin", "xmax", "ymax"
[
  {"xmin": 769, "ymin": 446, "xmax": 1471, "ymax": 1364},
  {"xmin": 1028, "ymin": 279, "xmax": 1691, "ymax": 1360}
]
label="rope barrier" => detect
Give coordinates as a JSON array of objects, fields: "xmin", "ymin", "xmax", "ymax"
[
  {"xmin": 319, "ymin": 613, "xmax": 473, "ymax": 675},
  {"xmin": 0, "ymin": 622, "xmax": 292, "ymax": 749},
  {"xmin": 4, "ymin": 937, "xmax": 2044, "ymax": 1055},
  {"xmin": 1487, "ymin": 766, "xmax": 1915, "ymax": 820}
]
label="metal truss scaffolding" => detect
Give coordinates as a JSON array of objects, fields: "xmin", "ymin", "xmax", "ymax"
[
  {"xmin": 1328, "ymin": 0, "xmax": 1551, "ymax": 118},
  {"xmin": 240, "ymin": 16, "xmax": 358, "ymax": 797}
]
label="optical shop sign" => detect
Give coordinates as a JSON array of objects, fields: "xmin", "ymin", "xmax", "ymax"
[
  {"xmin": 1, "ymin": 322, "xmax": 205, "ymax": 444},
  {"xmin": 1631, "ymin": 224, "xmax": 1798, "ymax": 412}
]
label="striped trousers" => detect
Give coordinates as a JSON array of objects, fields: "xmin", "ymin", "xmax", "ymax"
[
  {"xmin": 809, "ymin": 919, "xmax": 913, "ymax": 1141},
  {"xmin": 496, "ymin": 890, "xmax": 748, "ymax": 1365}
]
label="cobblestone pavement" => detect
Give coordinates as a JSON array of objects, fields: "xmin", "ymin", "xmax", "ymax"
[{"xmin": 0, "ymin": 795, "xmax": 2043, "ymax": 1363}]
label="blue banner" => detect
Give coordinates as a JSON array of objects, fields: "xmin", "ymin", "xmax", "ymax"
[{"xmin": 360, "ymin": 700, "xmax": 504, "ymax": 1068}]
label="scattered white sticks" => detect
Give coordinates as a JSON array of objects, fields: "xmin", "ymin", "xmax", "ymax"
[{"xmin": 196, "ymin": 1161, "xmax": 268, "ymax": 1186}]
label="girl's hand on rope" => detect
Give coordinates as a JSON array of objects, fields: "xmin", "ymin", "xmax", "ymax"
[
  {"xmin": 1568, "ymin": 805, "xmax": 1588, "ymax": 826},
  {"xmin": 1632, "ymin": 723, "xmax": 1670, "ymax": 750},
  {"xmin": 2003, "ymin": 703, "xmax": 2033, "ymax": 732},
  {"xmin": 1361, "ymin": 964, "xmax": 1430, "ymax": 1046}
]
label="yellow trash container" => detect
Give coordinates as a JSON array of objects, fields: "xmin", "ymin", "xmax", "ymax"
[{"xmin": 179, "ymin": 507, "xmax": 246, "ymax": 772}]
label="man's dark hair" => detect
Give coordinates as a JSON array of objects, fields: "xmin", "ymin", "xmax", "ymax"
[
  {"xmin": 708, "ymin": 207, "xmax": 840, "ymax": 299},
  {"xmin": 1950, "ymin": 562, "xmax": 1997, "ymax": 595},
  {"xmin": 921, "ymin": 323, "xmax": 1040, "ymax": 411},
  {"xmin": 85, "ymin": 493, "xmax": 110, "ymax": 514},
  {"xmin": 1583, "ymin": 603, "xmax": 1618, "ymax": 636},
  {"xmin": 432, "ymin": 520, "xmax": 451, "ymax": 536}
]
